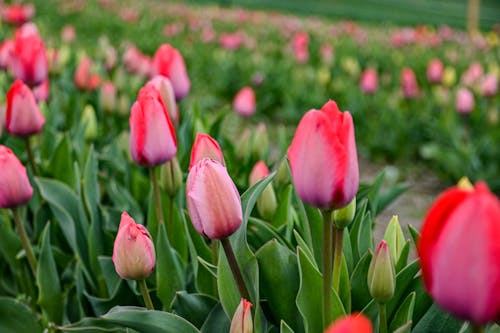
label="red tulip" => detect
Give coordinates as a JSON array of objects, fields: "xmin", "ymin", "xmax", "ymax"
[
  {"xmin": 9, "ymin": 23, "xmax": 48, "ymax": 86},
  {"xmin": 427, "ymin": 58, "xmax": 444, "ymax": 84},
  {"xmin": 0, "ymin": 39, "xmax": 13, "ymax": 69},
  {"xmin": 233, "ymin": 86, "xmax": 256, "ymax": 117},
  {"xmin": 1, "ymin": 3, "xmax": 34, "ymax": 26},
  {"xmin": 74, "ymin": 56, "xmax": 101, "ymax": 91},
  {"xmin": 186, "ymin": 158, "xmax": 242, "ymax": 239},
  {"xmin": 150, "ymin": 44, "xmax": 190, "ymax": 100},
  {"xmin": 291, "ymin": 31, "xmax": 309, "ymax": 64},
  {"xmin": 189, "ymin": 133, "xmax": 225, "ymax": 169},
  {"xmin": 0, "ymin": 145, "xmax": 33, "ymax": 208},
  {"xmin": 146, "ymin": 76, "xmax": 178, "ymax": 125},
  {"xmin": 324, "ymin": 314, "xmax": 373, "ymax": 333},
  {"xmin": 455, "ymin": 88, "xmax": 474, "ymax": 114},
  {"xmin": 6, "ymin": 79, "xmax": 45, "ymax": 136},
  {"xmin": 418, "ymin": 182, "xmax": 500, "ymax": 324},
  {"xmin": 400, "ymin": 67, "xmax": 419, "ymax": 98},
  {"xmin": 481, "ymin": 74, "xmax": 498, "ymax": 97},
  {"xmin": 129, "ymin": 84, "xmax": 177, "ymax": 167},
  {"xmin": 288, "ymin": 100, "xmax": 359, "ymax": 210},
  {"xmin": 359, "ymin": 68, "xmax": 378, "ymax": 95},
  {"xmin": 112, "ymin": 212, "xmax": 155, "ymax": 280}
]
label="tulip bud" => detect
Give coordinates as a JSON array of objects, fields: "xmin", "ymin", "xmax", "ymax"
[
  {"xmin": 100, "ymin": 81, "xmax": 117, "ymax": 113},
  {"xmin": 6, "ymin": 79, "xmax": 45, "ymax": 136},
  {"xmin": 74, "ymin": 56, "xmax": 100, "ymax": 91},
  {"xmin": 359, "ymin": 68, "xmax": 378, "ymax": 94},
  {"xmin": 81, "ymin": 105, "xmax": 98, "ymax": 141},
  {"xmin": 251, "ymin": 123, "xmax": 268, "ymax": 160},
  {"xmin": 249, "ymin": 161, "xmax": 277, "ymax": 220},
  {"xmin": 443, "ymin": 67, "xmax": 456, "ymax": 87},
  {"xmin": 236, "ymin": 128, "xmax": 252, "ymax": 161},
  {"xmin": 0, "ymin": 145, "xmax": 33, "ymax": 208},
  {"xmin": 146, "ymin": 76, "xmax": 178, "ymax": 125},
  {"xmin": 32, "ymin": 79, "xmax": 50, "ymax": 102},
  {"xmin": 368, "ymin": 240, "xmax": 395, "ymax": 304},
  {"xmin": 426, "ymin": 58, "xmax": 444, "ymax": 84},
  {"xmin": 324, "ymin": 313, "xmax": 373, "ymax": 333},
  {"xmin": 400, "ymin": 67, "xmax": 419, "ymax": 98},
  {"xmin": 455, "ymin": 88, "xmax": 474, "ymax": 114},
  {"xmin": 383, "ymin": 215, "xmax": 405, "ymax": 264},
  {"xmin": 186, "ymin": 158, "xmax": 242, "ymax": 239},
  {"xmin": 275, "ymin": 157, "xmax": 291, "ymax": 187},
  {"xmin": 112, "ymin": 212, "xmax": 156, "ymax": 280},
  {"xmin": 233, "ymin": 86, "xmax": 256, "ymax": 117},
  {"xmin": 150, "ymin": 44, "xmax": 190, "ymax": 100},
  {"xmin": 161, "ymin": 156, "xmax": 182, "ymax": 197},
  {"xmin": 481, "ymin": 73, "xmax": 498, "ymax": 97},
  {"xmin": 190, "ymin": 133, "xmax": 225, "ymax": 169},
  {"xmin": 333, "ymin": 197, "xmax": 356, "ymax": 229},
  {"xmin": 230, "ymin": 299, "xmax": 253, "ymax": 333}
]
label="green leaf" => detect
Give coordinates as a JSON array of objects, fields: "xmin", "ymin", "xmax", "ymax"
[
  {"xmin": 409, "ymin": 277, "xmax": 433, "ymax": 326},
  {"xmin": 240, "ymin": 172, "xmax": 276, "ymax": 227},
  {"xmin": 338, "ymin": 254, "xmax": 351, "ymax": 313},
  {"xmin": 350, "ymin": 251, "xmax": 373, "ymax": 311},
  {"xmin": 272, "ymin": 185, "xmax": 293, "ymax": 228},
  {"xmin": 412, "ymin": 304, "xmax": 463, "ymax": 333},
  {"xmin": 37, "ymin": 223, "xmax": 63, "ymax": 324},
  {"xmin": 0, "ymin": 297, "xmax": 42, "ymax": 333},
  {"xmin": 248, "ymin": 217, "xmax": 291, "ymax": 250},
  {"xmin": 387, "ymin": 260, "xmax": 421, "ymax": 319},
  {"xmin": 49, "ymin": 134, "xmax": 75, "ymax": 188},
  {"xmin": 407, "ymin": 224, "xmax": 420, "ymax": 247},
  {"xmin": 97, "ymin": 256, "xmax": 122, "ymax": 297},
  {"xmin": 280, "ymin": 320, "xmax": 295, "ymax": 333},
  {"xmin": 395, "ymin": 240, "xmax": 411, "ymax": 273},
  {"xmin": 389, "ymin": 292, "xmax": 415, "ymax": 333},
  {"xmin": 348, "ymin": 200, "xmax": 369, "ymax": 262},
  {"xmin": 377, "ymin": 182, "xmax": 410, "ymax": 213},
  {"xmin": 172, "ymin": 292, "xmax": 217, "ymax": 329},
  {"xmin": 200, "ymin": 303, "xmax": 231, "ymax": 333}
]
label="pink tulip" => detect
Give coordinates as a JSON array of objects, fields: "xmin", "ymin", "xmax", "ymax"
[
  {"xmin": 112, "ymin": 212, "xmax": 155, "ymax": 280},
  {"xmin": 186, "ymin": 158, "xmax": 242, "ymax": 239},
  {"xmin": 230, "ymin": 299, "xmax": 253, "ymax": 333},
  {"xmin": 33, "ymin": 79, "xmax": 50, "ymax": 102},
  {"xmin": 418, "ymin": 182, "xmax": 500, "ymax": 324},
  {"xmin": 288, "ymin": 100, "xmax": 359, "ymax": 209},
  {"xmin": 427, "ymin": 58, "xmax": 444, "ymax": 84},
  {"xmin": 1, "ymin": 3, "xmax": 34, "ymax": 26},
  {"xmin": 400, "ymin": 67, "xmax": 419, "ymax": 98},
  {"xmin": 481, "ymin": 74, "xmax": 498, "ymax": 97},
  {"xmin": 324, "ymin": 314, "xmax": 373, "ymax": 333},
  {"xmin": 74, "ymin": 56, "xmax": 101, "ymax": 91},
  {"xmin": 99, "ymin": 81, "xmax": 116, "ymax": 113},
  {"xmin": 219, "ymin": 32, "xmax": 245, "ymax": 50},
  {"xmin": 359, "ymin": 68, "xmax": 378, "ymax": 94},
  {"xmin": 9, "ymin": 23, "xmax": 48, "ymax": 86},
  {"xmin": 233, "ymin": 86, "xmax": 256, "ymax": 117},
  {"xmin": 461, "ymin": 62, "xmax": 483, "ymax": 87},
  {"xmin": 0, "ymin": 39, "xmax": 13, "ymax": 69},
  {"xmin": 291, "ymin": 31, "xmax": 309, "ymax": 64},
  {"xmin": 6, "ymin": 79, "xmax": 45, "ymax": 136},
  {"xmin": 249, "ymin": 161, "xmax": 269, "ymax": 186},
  {"xmin": 61, "ymin": 24, "xmax": 76, "ymax": 43},
  {"xmin": 150, "ymin": 44, "xmax": 190, "ymax": 100},
  {"xmin": 189, "ymin": 133, "xmax": 225, "ymax": 169},
  {"xmin": 129, "ymin": 84, "xmax": 177, "ymax": 166},
  {"xmin": 0, "ymin": 145, "xmax": 33, "ymax": 208},
  {"xmin": 146, "ymin": 76, "xmax": 178, "ymax": 125},
  {"xmin": 455, "ymin": 88, "xmax": 475, "ymax": 114},
  {"xmin": 320, "ymin": 44, "xmax": 334, "ymax": 64}
]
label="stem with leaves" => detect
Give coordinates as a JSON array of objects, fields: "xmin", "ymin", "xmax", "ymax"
[
  {"xmin": 331, "ymin": 225, "xmax": 344, "ymax": 293},
  {"xmin": 150, "ymin": 167, "xmax": 164, "ymax": 226},
  {"xmin": 12, "ymin": 207, "xmax": 37, "ymax": 276},
  {"xmin": 220, "ymin": 238, "xmax": 251, "ymax": 301},
  {"xmin": 25, "ymin": 137, "xmax": 39, "ymax": 177},
  {"xmin": 379, "ymin": 303, "xmax": 388, "ymax": 333}
]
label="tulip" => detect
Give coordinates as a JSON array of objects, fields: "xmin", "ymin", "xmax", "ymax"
[
  {"xmin": 112, "ymin": 212, "xmax": 155, "ymax": 280},
  {"xmin": 461, "ymin": 62, "xmax": 483, "ymax": 87},
  {"xmin": 150, "ymin": 44, "xmax": 190, "ymax": 100},
  {"xmin": 99, "ymin": 81, "xmax": 117, "ymax": 113},
  {"xmin": 418, "ymin": 181, "xmax": 500, "ymax": 324},
  {"xmin": 61, "ymin": 24, "xmax": 76, "ymax": 43},
  {"xmin": 5, "ymin": 79, "xmax": 45, "ymax": 137},
  {"xmin": 186, "ymin": 158, "xmax": 242, "ymax": 239},
  {"xmin": 0, "ymin": 145, "xmax": 33, "ymax": 208},
  {"xmin": 219, "ymin": 32, "xmax": 245, "ymax": 51},
  {"xmin": 233, "ymin": 86, "xmax": 256, "ymax": 117},
  {"xmin": 0, "ymin": 39, "xmax": 14, "ymax": 69},
  {"xmin": 481, "ymin": 74, "xmax": 498, "ymax": 97},
  {"xmin": 251, "ymin": 123, "xmax": 268, "ymax": 160},
  {"xmin": 74, "ymin": 56, "xmax": 101, "ymax": 91},
  {"xmin": 1, "ymin": 3, "xmax": 35, "ymax": 26},
  {"xmin": 9, "ymin": 23, "xmax": 48, "ymax": 86},
  {"xmin": 32, "ymin": 79, "xmax": 50, "ymax": 102},
  {"xmin": 400, "ymin": 67, "xmax": 419, "ymax": 98},
  {"xmin": 287, "ymin": 100, "xmax": 359, "ymax": 210},
  {"xmin": 249, "ymin": 161, "xmax": 277, "ymax": 220},
  {"xmin": 368, "ymin": 240, "xmax": 396, "ymax": 304},
  {"xmin": 230, "ymin": 299, "xmax": 253, "ymax": 333},
  {"xmin": 146, "ymin": 76, "xmax": 178, "ymax": 125},
  {"xmin": 455, "ymin": 88, "xmax": 474, "ymax": 114},
  {"xmin": 359, "ymin": 68, "xmax": 378, "ymax": 94},
  {"xmin": 81, "ymin": 105, "xmax": 98, "ymax": 141},
  {"xmin": 383, "ymin": 215, "xmax": 405, "ymax": 264},
  {"xmin": 129, "ymin": 84, "xmax": 177, "ymax": 167},
  {"xmin": 427, "ymin": 58, "xmax": 444, "ymax": 84},
  {"xmin": 324, "ymin": 314, "xmax": 373, "ymax": 333},
  {"xmin": 189, "ymin": 133, "xmax": 225, "ymax": 169},
  {"xmin": 291, "ymin": 31, "xmax": 309, "ymax": 64}
]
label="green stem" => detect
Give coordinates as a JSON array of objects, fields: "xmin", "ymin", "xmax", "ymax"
[
  {"xmin": 167, "ymin": 195, "xmax": 174, "ymax": 243},
  {"xmin": 13, "ymin": 207, "xmax": 37, "ymax": 276},
  {"xmin": 379, "ymin": 303, "xmax": 387, "ymax": 333},
  {"xmin": 322, "ymin": 210, "xmax": 333, "ymax": 329},
  {"xmin": 471, "ymin": 324, "xmax": 484, "ymax": 333},
  {"xmin": 331, "ymin": 225, "xmax": 344, "ymax": 293},
  {"xmin": 220, "ymin": 238, "xmax": 251, "ymax": 301},
  {"xmin": 25, "ymin": 137, "xmax": 39, "ymax": 177},
  {"xmin": 138, "ymin": 279, "xmax": 154, "ymax": 310},
  {"xmin": 150, "ymin": 167, "xmax": 164, "ymax": 226}
]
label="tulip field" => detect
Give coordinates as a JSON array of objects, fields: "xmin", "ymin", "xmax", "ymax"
[{"xmin": 1, "ymin": 1, "xmax": 500, "ymax": 333}]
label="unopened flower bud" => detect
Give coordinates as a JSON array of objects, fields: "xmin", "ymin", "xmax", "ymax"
[
  {"xmin": 251, "ymin": 123, "xmax": 269, "ymax": 160},
  {"xmin": 81, "ymin": 104, "xmax": 98, "ymax": 141},
  {"xmin": 383, "ymin": 215, "xmax": 405, "ymax": 264},
  {"xmin": 161, "ymin": 156, "xmax": 182, "ymax": 197},
  {"xmin": 230, "ymin": 299, "xmax": 253, "ymax": 333},
  {"xmin": 368, "ymin": 240, "xmax": 395, "ymax": 304},
  {"xmin": 249, "ymin": 161, "xmax": 277, "ymax": 220},
  {"xmin": 333, "ymin": 197, "xmax": 356, "ymax": 228}
]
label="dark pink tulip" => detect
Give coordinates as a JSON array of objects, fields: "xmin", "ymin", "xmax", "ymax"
[
  {"xmin": 32, "ymin": 79, "xmax": 50, "ymax": 102},
  {"xmin": 427, "ymin": 58, "xmax": 444, "ymax": 84},
  {"xmin": 359, "ymin": 68, "xmax": 378, "ymax": 94},
  {"xmin": 418, "ymin": 182, "xmax": 500, "ymax": 324},
  {"xmin": 150, "ymin": 44, "xmax": 190, "ymax": 100},
  {"xmin": 324, "ymin": 314, "xmax": 373, "ymax": 333},
  {"xmin": 291, "ymin": 31, "xmax": 309, "ymax": 64},
  {"xmin": 112, "ymin": 212, "xmax": 155, "ymax": 280},
  {"xmin": 189, "ymin": 133, "xmax": 225, "ymax": 169},
  {"xmin": 455, "ymin": 88, "xmax": 474, "ymax": 114},
  {"xmin": 233, "ymin": 86, "xmax": 256, "ymax": 117},
  {"xmin": 74, "ymin": 56, "xmax": 101, "ymax": 91},
  {"xmin": 0, "ymin": 145, "xmax": 33, "ymax": 208},
  {"xmin": 1, "ymin": 3, "xmax": 34, "ymax": 26},
  {"xmin": 99, "ymin": 81, "xmax": 116, "ymax": 113},
  {"xmin": 129, "ymin": 84, "xmax": 177, "ymax": 166},
  {"xmin": 400, "ymin": 67, "xmax": 419, "ymax": 98},
  {"xmin": 146, "ymin": 76, "xmax": 178, "ymax": 125},
  {"xmin": 186, "ymin": 158, "xmax": 242, "ymax": 240},
  {"xmin": 288, "ymin": 100, "xmax": 359, "ymax": 210},
  {"xmin": 481, "ymin": 74, "xmax": 498, "ymax": 97},
  {"xmin": 0, "ymin": 39, "xmax": 13, "ymax": 69},
  {"xmin": 6, "ymin": 79, "xmax": 45, "ymax": 136}
]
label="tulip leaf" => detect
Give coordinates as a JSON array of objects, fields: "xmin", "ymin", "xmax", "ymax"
[
  {"xmin": 105, "ymin": 180, "xmax": 144, "ymax": 225},
  {"xmin": 348, "ymin": 199, "xmax": 369, "ymax": 262},
  {"xmin": 200, "ymin": 303, "xmax": 231, "ymax": 333},
  {"xmin": 387, "ymin": 260, "xmax": 421, "ymax": 319},
  {"xmin": 389, "ymin": 292, "xmax": 415, "ymax": 333},
  {"xmin": 350, "ymin": 251, "xmax": 373, "ymax": 311},
  {"xmin": 280, "ymin": 320, "xmax": 295, "ymax": 333},
  {"xmin": 49, "ymin": 135, "xmax": 75, "ymax": 188},
  {"xmin": 293, "ymin": 230, "xmax": 316, "ymax": 268},
  {"xmin": 83, "ymin": 146, "xmax": 100, "ymax": 224},
  {"xmin": 273, "ymin": 185, "xmax": 293, "ymax": 228},
  {"xmin": 395, "ymin": 240, "xmax": 411, "ymax": 273},
  {"xmin": 171, "ymin": 292, "xmax": 218, "ymax": 329},
  {"xmin": 407, "ymin": 224, "xmax": 420, "ymax": 247},
  {"xmin": 240, "ymin": 172, "xmax": 277, "ymax": 229},
  {"xmin": 408, "ymin": 277, "xmax": 433, "ymax": 325},
  {"xmin": 0, "ymin": 297, "xmax": 42, "ymax": 333},
  {"xmin": 84, "ymin": 280, "xmax": 138, "ymax": 316},
  {"xmin": 338, "ymin": 254, "xmax": 351, "ymax": 313},
  {"xmin": 412, "ymin": 304, "xmax": 463, "ymax": 333},
  {"xmin": 377, "ymin": 182, "xmax": 410, "ymax": 214},
  {"xmin": 97, "ymin": 256, "xmax": 121, "ymax": 297},
  {"xmin": 0, "ymin": 212, "xmax": 22, "ymax": 271},
  {"xmin": 248, "ymin": 217, "xmax": 292, "ymax": 250},
  {"xmin": 255, "ymin": 240, "xmax": 303, "ymax": 333}
]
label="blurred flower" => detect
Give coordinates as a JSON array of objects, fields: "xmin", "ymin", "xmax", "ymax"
[
  {"xmin": 123, "ymin": 45, "xmax": 151, "ymax": 77},
  {"xmin": 320, "ymin": 44, "xmax": 334, "ymax": 65},
  {"xmin": 291, "ymin": 31, "xmax": 309, "ymax": 64},
  {"xmin": 1, "ymin": 3, "xmax": 34, "ymax": 26},
  {"xmin": 359, "ymin": 68, "xmax": 378, "ymax": 94},
  {"xmin": 461, "ymin": 62, "xmax": 483, "ymax": 87},
  {"xmin": 233, "ymin": 86, "xmax": 256, "ymax": 117},
  {"xmin": 324, "ymin": 314, "xmax": 373, "ymax": 333},
  {"xmin": 443, "ymin": 66, "xmax": 456, "ymax": 87},
  {"xmin": 0, "ymin": 39, "xmax": 13, "ymax": 69},
  {"xmin": 427, "ymin": 58, "xmax": 444, "ymax": 84},
  {"xmin": 0, "ymin": 145, "xmax": 33, "ymax": 208},
  {"xmin": 219, "ymin": 32, "xmax": 245, "ymax": 50},
  {"xmin": 481, "ymin": 73, "xmax": 498, "ymax": 97},
  {"xmin": 249, "ymin": 161, "xmax": 277, "ymax": 220},
  {"xmin": 455, "ymin": 88, "xmax": 474, "ymax": 114},
  {"xmin": 190, "ymin": 133, "xmax": 225, "ymax": 169},
  {"xmin": 74, "ymin": 56, "xmax": 101, "ymax": 91},
  {"xmin": 151, "ymin": 44, "xmax": 190, "ymax": 100},
  {"xmin": 100, "ymin": 81, "xmax": 116, "ymax": 113},
  {"xmin": 119, "ymin": 7, "xmax": 138, "ymax": 23},
  {"xmin": 6, "ymin": 79, "xmax": 45, "ymax": 136},
  {"xmin": 81, "ymin": 105, "xmax": 98, "ymax": 141},
  {"xmin": 61, "ymin": 24, "xmax": 76, "ymax": 43},
  {"xmin": 163, "ymin": 22, "xmax": 184, "ymax": 38},
  {"xmin": 201, "ymin": 27, "xmax": 216, "ymax": 43},
  {"xmin": 230, "ymin": 299, "xmax": 253, "ymax": 333},
  {"xmin": 400, "ymin": 67, "xmax": 419, "ymax": 98},
  {"xmin": 32, "ymin": 79, "xmax": 49, "ymax": 102}
]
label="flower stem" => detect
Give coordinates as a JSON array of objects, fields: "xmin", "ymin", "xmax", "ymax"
[
  {"xmin": 13, "ymin": 207, "xmax": 37, "ymax": 277},
  {"xmin": 149, "ymin": 167, "xmax": 164, "ymax": 226},
  {"xmin": 332, "ymin": 225, "xmax": 344, "ymax": 293},
  {"xmin": 220, "ymin": 238, "xmax": 251, "ymax": 301},
  {"xmin": 322, "ymin": 210, "xmax": 333, "ymax": 329},
  {"xmin": 379, "ymin": 303, "xmax": 388, "ymax": 333},
  {"xmin": 471, "ymin": 324, "xmax": 484, "ymax": 333},
  {"xmin": 138, "ymin": 279, "xmax": 154, "ymax": 310},
  {"xmin": 25, "ymin": 137, "xmax": 39, "ymax": 177}
]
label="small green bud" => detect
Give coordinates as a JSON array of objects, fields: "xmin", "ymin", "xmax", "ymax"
[
  {"xmin": 82, "ymin": 104, "xmax": 98, "ymax": 141},
  {"xmin": 275, "ymin": 157, "xmax": 291, "ymax": 187},
  {"xmin": 251, "ymin": 123, "xmax": 269, "ymax": 160},
  {"xmin": 383, "ymin": 215, "xmax": 405, "ymax": 264},
  {"xmin": 368, "ymin": 240, "xmax": 396, "ymax": 304},
  {"xmin": 161, "ymin": 156, "xmax": 182, "ymax": 197},
  {"xmin": 249, "ymin": 161, "xmax": 277, "ymax": 220},
  {"xmin": 333, "ymin": 197, "xmax": 356, "ymax": 229}
]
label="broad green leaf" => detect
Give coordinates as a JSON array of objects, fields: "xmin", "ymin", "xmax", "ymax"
[
  {"xmin": 172, "ymin": 292, "xmax": 217, "ymax": 329},
  {"xmin": 377, "ymin": 182, "xmax": 410, "ymax": 213},
  {"xmin": 0, "ymin": 212, "xmax": 22, "ymax": 271},
  {"xmin": 248, "ymin": 217, "xmax": 291, "ymax": 250},
  {"xmin": 293, "ymin": 230, "xmax": 316, "ymax": 269},
  {"xmin": 0, "ymin": 297, "xmax": 42, "ymax": 333},
  {"xmin": 395, "ymin": 240, "xmax": 411, "ymax": 273},
  {"xmin": 389, "ymin": 292, "xmax": 415, "ymax": 333},
  {"xmin": 407, "ymin": 224, "xmax": 420, "ymax": 247},
  {"xmin": 350, "ymin": 251, "xmax": 373, "ymax": 311},
  {"xmin": 280, "ymin": 321, "xmax": 295, "ymax": 333},
  {"xmin": 338, "ymin": 255, "xmax": 351, "ymax": 313},
  {"xmin": 412, "ymin": 304, "xmax": 463, "ymax": 333},
  {"xmin": 49, "ymin": 135, "xmax": 75, "ymax": 188},
  {"xmin": 387, "ymin": 260, "xmax": 421, "ymax": 318},
  {"xmin": 272, "ymin": 185, "xmax": 293, "ymax": 228},
  {"xmin": 409, "ymin": 277, "xmax": 433, "ymax": 326},
  {"xmin": 200, "ymin": 303, "xmax": 231, "ymax": 333},
  {"xmin": 97, "ymin": 256, "xmax": 122, "ymax": 297},
  {"xmin": 348, "ymin": 199, "xmax": 369, "ymax": 262}
]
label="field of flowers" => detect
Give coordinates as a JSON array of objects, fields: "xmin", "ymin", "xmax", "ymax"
[{"xmin": 0, "ymin": 1, "xmax": 499, "ymax": 333}]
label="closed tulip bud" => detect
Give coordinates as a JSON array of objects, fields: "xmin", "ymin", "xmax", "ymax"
[
  {"xmin": 112, "ymin": 212, "xmax": 156, "ymax": 280},
  {"xmin": 368, "ymin": 240, "xmax": 395, "ymax": 304},
  {"xmin": 150, "ymin": 44, "xmax": 190, "ymax": 100},
  {"xmin": 359, "ymin": 68, "xmax": 378, "ymax": 94},
  {"xmin": 455, "ymin": 88, "xmax": 474, "ymax": 114},
  {"xmin": 81, "ymin": 105, "xmax": 98, "ymax": 141},
  {"xmin": 236, "ymin": 129, "xmax": 252, "ymax": 161},
  {"xmin": 291, "ymin": 31, "xmax": 309, "ymax": 64},
  {"xmin": 32, "ymin": 79, "xmax": 49, "ymax": 102},
  {"xmin": 383, "ymin": 215, "xmax": 405, "ymax": 264},
  {"xmin": 230, "ymin": 299, "xmax": 253, "ymax": 333},
  {"xmin": 0, "ymin": 145, "xmax": 33, "ymax": 208},
  {"xmin": 6, "ymin": 79, "xmax": 45, "ymax": 136},
  {"xmin": 481, "ymin": 73, "xmax": 498, "ymax": 97},
  {"xmin": 129, "ymin": 84, "xmax": 177, "ymax": 166},
  {"xmin": 251, "ymin": 123, "xmax": 268, "ymax": 160},
  {"xmin": 161, "ymin": 156, "xmax": 182, "ymax": 197},
  {"xmin": 74, "ymin": 56, "xmax": 101, "ymax": 91},
  {"xmin": 443, "ymin": 67, "xmax": 456, "ymax": 87},
  {"xmin": 100, "ymin": 81, "xmax": 116, "ymax": 113},
  {"xmin": 333, "ymin": 197, "xmax": 356, "ymax": 228},
  {"xmin": 426, "ymin": 58, "xmax": 444, "ymax": 84},
  {"xmin": 288, "ymin": 100, "xmax": 359, "ymax": 210},
  {"xmin": 190, "ymin": 133, "xmax": 225, "ymax": 169},
  {"xmin": 400, "ymin": 67, "xmax": 419, "ymax": 98},
  {"xmin": 233, "ymin": 86, "xmax": 256, "ymax": 117},
  {"xmin": 186, "ymin": 158, "xmax": 242, "ymax": 239},
  {"xmin": 324, "ymin": 314, "xmax": 373, "ymax": 333},
  {"xmin": 249, "ymin": 161, "xmax": 277, "ymax": 220},
  {"xmin": 275, "ymin": 157, "xmax": 291, "ymax": 187},
  {"xmin": 418, "ymin": 182, "xmax": 500, "ymax": 324},
  {"xmin": 146, "ymin": 76, "xmax": 178, "ymax": 125}
]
